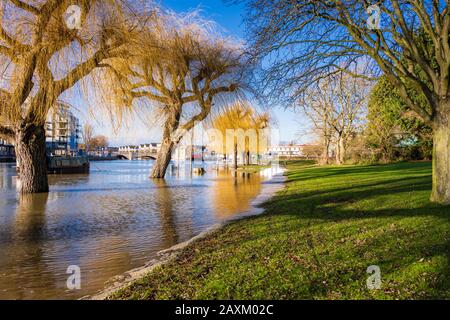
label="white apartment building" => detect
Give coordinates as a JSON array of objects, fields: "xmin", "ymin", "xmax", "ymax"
[
  {"xmin": 118, "ymin": 145, "xmax": 139, "ymax": 153},
  {"xmin": 138, "ymin": 143, "xmax": 161, "ymax": 153},
  {"xmin": 268, "ymin": 145, "xmax": 303, "ymax": 157},
  {"xmin": 45, "ymin": 102, "xmax": 81, "ymax": 155}
]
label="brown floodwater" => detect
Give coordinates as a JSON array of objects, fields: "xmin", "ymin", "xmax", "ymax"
[{"xmin": 0, "ymin": 160, "xmax": 282, "ymax": 299}]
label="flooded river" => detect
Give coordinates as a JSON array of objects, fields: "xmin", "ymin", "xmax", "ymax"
[{"xmin": 0, "ymin": 160, "xmax": 281, "ymax": 299}]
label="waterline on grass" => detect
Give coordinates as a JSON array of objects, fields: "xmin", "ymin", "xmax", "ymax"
[{"xmin": 85, "ymin": 167, "xmax": 286, "ymax": 300}]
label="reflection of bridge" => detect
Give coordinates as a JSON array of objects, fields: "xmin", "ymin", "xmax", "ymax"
[{"xmin": 117, "ymin": 150, "xmax": 158, "ymax": 160}]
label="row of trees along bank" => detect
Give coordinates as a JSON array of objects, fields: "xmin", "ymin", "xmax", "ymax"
[
  {"xmin": 239, "ymin": 0, "xmax": 450, "ymax": 204},
  {"xmin": 297, "ymin": 72, "xmax": 434, "ymax": 166},
  {"xmin": 0, "ymin": 1, "xmax": 247, "ymax": 193}
]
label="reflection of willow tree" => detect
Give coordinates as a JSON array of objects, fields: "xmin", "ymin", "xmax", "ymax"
[
  {"xmin": 7, "ymin": 193, "xmax": 57, "ymax": 299},
  {"xmin": 14, "ymin": 193, "xmax": 48, "ymax": 240},
  {"xmin": 153, "ymin": 180, "xmax": 179, "ymax": 247},
  {"xmin": 0, "ymin": 165, "xmax": 13, "ymax": 189},
  {"xmin": 211, "ymin": 171, "xmax": 262, "ymax": 219}
]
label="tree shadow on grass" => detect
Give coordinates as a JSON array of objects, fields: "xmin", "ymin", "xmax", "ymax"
[
  {"xmin": 119, "ymin": 161, "xmax": 449, "ymax": 299},
  {"xmin": 267, "ymin": 162, "xmax": 448, "ymax": 222},
  {"xmin": 280, "ymin": 175, "xmax": 431, "ymax": 207},
  {"xmin": 245, "ymin": 162, "xmax": 449, "ymax": 298},
  {"xmin": 285, "ymin": 161, "xmax": 431, "ymax": 183}
]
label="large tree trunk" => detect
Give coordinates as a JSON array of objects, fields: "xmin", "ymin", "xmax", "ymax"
[
  {"xmin": 336, "ymin": 136, "xmax": 345, "ymax": 165},
  {"xmin": 150, "ymin": 108, "xmax": 181, "ymax": 179},
  {"xmin": 15, "ymin": 124, "xmax": 49, "ymax": 194},
  {"xmin": 151, "ymin": 139, "xmax": 175, "ymax": 178},
  {"xmin": 320, "ymin": 136, "xmax": 330, "ymax": 165},
  {"xmin": 430, "ymin": 107, "xmax": 450, "ymax": 204}
]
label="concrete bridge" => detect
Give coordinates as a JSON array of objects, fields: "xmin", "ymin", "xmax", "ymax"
[{"xmin": 117, "ymin": 150, "xmax": 158, "ymax": 160}]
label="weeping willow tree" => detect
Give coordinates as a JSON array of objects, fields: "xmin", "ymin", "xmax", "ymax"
[
  {"xmin": 102, "ymin": 9, "xmax": 247, "ymax": 178},
  {"xmin": 0, "ymin": 0, "xmax": 142, "ymax": 193},
  {"xmin": 209, "ymin": 101, "xmax": 270, "ymax": 168}
]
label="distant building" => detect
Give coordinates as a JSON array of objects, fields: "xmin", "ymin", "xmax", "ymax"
[
  {"xmin": 119, "ymin": 143, "xmax": 161, "ymax": 154},
  {"xmin": 46, "ymin": 102, "xmax": 80, "ymax": 155},
  {"xmin": 108, "ymin": 147, "xmax": 119, "ymax": 156},
  {"xmin": 267, "ymin": 144, "xmax": 317, "ymax": 157},
  {"xmin": 88, "ymin": 147, "xmax": 119, "ymax": 158},
  {"xmin": 118, "ymin": 145, "xmax": 139, "ymax": 153},
  {"xmin": 138, "ymin": 143, "xmax": 161, "ymax": 153}
]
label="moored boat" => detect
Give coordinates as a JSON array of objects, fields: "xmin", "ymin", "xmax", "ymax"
[{"xmin": 47, "ymin": 155, "xmax": 90, "ymax": 174}]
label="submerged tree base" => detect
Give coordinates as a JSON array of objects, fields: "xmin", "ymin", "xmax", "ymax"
[
  {"xmin": 150, "ymin": 140, "xmax": 174, "ymax": 179},
  {"xmin": 110, "ymin": 161, "xmax": 449, "ymax": 300},
  {"xmin": 15, "ymin": 125, "xmax": 49, "ymax": 194}
]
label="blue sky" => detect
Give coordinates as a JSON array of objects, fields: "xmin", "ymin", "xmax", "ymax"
[
  {"xmin": 74, "ymin": 0, "xmax": 307, "ymax": 146},
  {"xmin": 160, "ymin": 1, "xmax": 304, "ymax": 143}
]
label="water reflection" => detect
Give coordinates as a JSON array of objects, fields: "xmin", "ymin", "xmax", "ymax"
[
  {"xmin": 153, "ymin": 180, "xmax": 179, "ymax": 247},
  {"xmin": 212, "ymin": 170, "xmax": 262, "ymax": 219},
  {"xmin": 0, "ymin": 163, "xmax": 14, "ymax": 190},
  {"xmin": 0, "ymin": 161, "xmax": 276, "ymax": 299},
  {"xmin": 14, "ymin": 193, "xmax": 49, "ymax": 241},
  {"xmin": 1, "ymin": 193, "xmax": 58, "ymax": 299}
]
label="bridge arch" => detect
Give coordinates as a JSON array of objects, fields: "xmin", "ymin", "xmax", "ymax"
[{"xmin": 140, "ymin": 155, "xmax": 157, "ymax": 160}]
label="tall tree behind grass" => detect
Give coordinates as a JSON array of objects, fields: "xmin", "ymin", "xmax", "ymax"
[{"xmin": 238, "ymin": 0, "xmax": 450, "ymax": 204}]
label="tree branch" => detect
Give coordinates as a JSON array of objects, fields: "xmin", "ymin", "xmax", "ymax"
[
  {"xmin": 0, "ymin": 125, "xmax": 14, "ymax": 139},
  {"xmin": 131, "ymin": 91, "xmax": 169, "ymax": 104},
  {"xmin": 9, "ymin": 0, "xmax": 40, "ymax": 15},
  {"xmin": 54, "ymin": 49, "xmax": 112, "ymax": 96}
]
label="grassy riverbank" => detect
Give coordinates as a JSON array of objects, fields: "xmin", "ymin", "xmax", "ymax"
[{"xmin": 110, "ymin": 161, "xmax": 449, "ymax": 299}]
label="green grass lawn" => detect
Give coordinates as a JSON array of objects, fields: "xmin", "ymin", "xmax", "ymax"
[{"xmin": 111, "ymin": 161, "xmax": 449, "ymax": 299}]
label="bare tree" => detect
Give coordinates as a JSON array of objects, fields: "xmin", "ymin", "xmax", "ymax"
[
  {"xmin": 0, "ymin": 0, "xmax": 141, "ymax": 193},
  {"xmin": 89, "ymin": 134, "xmax": 108, "ymax": 150},
  {"xmin": 300, "ymin": 81, "xmax": 334, "ymax": 165},
  {"xmin": 301, "ymin": 143, "xmax": 323, "ymax": 160},
  {"xmin": 105, "ymin": 10, "xmax": 246, "ymax": 178},
  {"xmin": 301, "ymin": 74, "xmax": 369, "ymax": 165},
  {"xmin": 332, "ymin": 73, "xmax": 370, "ymax": 164},
  {"xmin": 240, "ymin": 0, "xmax": 450, "ymax": 203},
  {"xmin": 81, "ymin": 123, "xmax": 94, "ymax": 153}
]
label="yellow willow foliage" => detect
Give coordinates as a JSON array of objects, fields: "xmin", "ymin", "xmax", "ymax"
[
  {"xmin": 208, "ymin": 100, "xmax": 270, "ymax": 155},
  {"xmin": 0, "ymin": 0, "xmax": 147, "ymax": 136},
  {"xmin": 97, "ymin": 7, "xmax": 248, "ymax": 136}
]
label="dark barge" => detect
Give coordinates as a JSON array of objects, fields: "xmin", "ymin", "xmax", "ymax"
[{"xmin": 47, "ymin": 155, "xmax": 90, "ymax": 174}]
